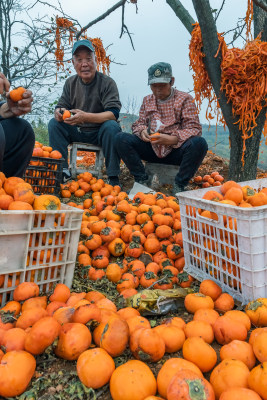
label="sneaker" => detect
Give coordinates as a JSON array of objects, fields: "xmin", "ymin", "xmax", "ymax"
[
  {"xmin": 172, "ymin": 183, "xmax": 186, "ymax": 196},
  {"xmin": 62, "ymin": 168, "xmax": 72, "ymax": 184}
]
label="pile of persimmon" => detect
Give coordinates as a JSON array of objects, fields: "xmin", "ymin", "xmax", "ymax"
[
  {"xmin": 25, "ymin": 142, "xmax": 63, "ymax": 193},
  {"xmin": 31, "ymin": 141, "xmax": 62, "ymax": 161},
  {"xmin": 0, "ymin": 174, "xmax": 64, "ymax": 296},
  {"xmin": 190, "ymin": 180, "xmax": 267, "ymax": 289},
  {"xmin": 194, "ymin": 171, "xmax": 224, "ymax": 188},
  {"xmin": 0, "ymin": 280, "xmax": 266, "ymax": 399},
  {"xmin": 61, "ymin": 172, "xmax": 191, "ymax": 295}
]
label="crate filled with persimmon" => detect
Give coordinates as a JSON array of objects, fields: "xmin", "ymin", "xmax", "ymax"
[
  {"xmin": 23, "ymin": 142, "xmax": 64, "ymax": 195},
  {"xmin": 0, "ymin": 175, "xmax": 83, "ymax": 306},
  {"xmin": 177, "ymin": 178, "xmax": 267, "ymax": 304}
]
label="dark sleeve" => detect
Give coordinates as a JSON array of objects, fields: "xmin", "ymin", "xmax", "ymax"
[
  {"xmin": 55, "ymin": 80, "xmax": 72, "ymax": 110},
  {"xmin": 0, "ymin": 101, "xmax": 6, "ymax": 121},
  {"xmin": 104, "ymin": 107, "xmax": 120, "ymax": 120},
  {"xmin": 101, "ymin": 77, "xmax": 122, "ymax": 111}
]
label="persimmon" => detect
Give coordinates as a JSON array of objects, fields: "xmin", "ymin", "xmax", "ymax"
[
  {"xmin": 248, "ymin": 362, "xmax": 267, "ymax": 400},
  {"xmin": 220, "ymin": 388, "xmax": 262, "ymax": 400},
  {"xmin": 77, "ymin": 348, "xmax": 115, "ymax": 389},
  {"xmin": 154, "ymin": 325, "xmax": 185, "ymax": 353},
  {"xmin": 221, "ymin": 180, "xmax": 242, "ymax": 195},
  {"xmin": 193, "ymin": 308, "xmax": 219, "ymax": 327},
  {"xmin": 50, "ymin": 150, "xmax": 62, "ymax": 159},
  {"xmin": 16, "ymin": 307, "xmax": 48, "ymax": 329},
  {"xmin": 9, "ymin": 86, "xmax": 26, "ymax": 102},
  {"xmin": 220, "ymin": 340, "xmax": 256, "ymax": 370},
  {"xmin": 213, "ymin": 315, "xmax": 247, "ymax": 344},
  {"xmin": 13, "ymin": 282, "xmax": 39, "ymax": 302},
  {"xmin": 199, "ymin": 279, "xmax": 222, "ymax": 300},
  {"xmin": 214, "ymin": 292, "xmax": 234, "ymax": 313},
  {"xmin": 184, "ymin": 320, "xmax": 214, "ymax": 344},
  {"xmin": 49, "ymin": 283, "xmax": 70, "ymax": 303},
  {"xmin": 167, "ymin": 369, "xmax": 215, "ymax": 400},
  {"xmin": 110, "ymin": 360, "xmax": 157, "ymax": 400},
  {"xmin": 184, "ymin": 292, "xmax": 214, "ymax": 313},
  {"xmin": 157, "ymin": 357, "xmax": 203, "ymax": 399},
  {"xmin": 194, "ymin": 175, "xmax": 202, "ymax": 183},
  {"xmin": 210, "ymin": 359, "xmax": 250, "ymax": 399},
  {"xmin": 0, "ymin": 351, "xmax": 36, "ymax": 398}
]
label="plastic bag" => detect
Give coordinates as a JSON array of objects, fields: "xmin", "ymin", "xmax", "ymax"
[{"xmin": 125, "ymin": 288, "xmax": 190, "ymax": 316}]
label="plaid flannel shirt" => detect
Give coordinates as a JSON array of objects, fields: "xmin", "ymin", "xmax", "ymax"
[{"xmin": 132, "ymin": 89, "xmax": 202, "ymax": 158}]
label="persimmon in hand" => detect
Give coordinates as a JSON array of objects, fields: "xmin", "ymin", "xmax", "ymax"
[
  {"xmin": 62, "ymin": 110, "xmax": 71, "ymax": 120},
  {"xmin": 150, "ymin": 132, "xmax": 160, "ymax": 141},
  {"xmin": 9, "ymin": 87, "xmax": 26, "ymax": 102}
]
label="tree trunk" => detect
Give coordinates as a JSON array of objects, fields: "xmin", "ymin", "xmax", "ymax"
[{"xmin": 192, "ymin": 0, "xmax": 267, "ymax": 181}]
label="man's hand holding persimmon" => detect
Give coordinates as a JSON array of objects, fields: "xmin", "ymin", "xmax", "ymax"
[{"xmin": 149, "ymin": 133, "xmax": 179, "ymax": 146}]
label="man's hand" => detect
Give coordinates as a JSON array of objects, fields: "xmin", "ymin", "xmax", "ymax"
[
  {"xmin": 0, "ymin": 73, "xmax": 10, "ymax": 94},
  {"xmin": 54, "ymin": 108, "xmax": 66, "ymax": 122},
  {"xmin": 6, "ymin": 89, "xmax": 33, "ymax": 116},
  {"xmin": 150, "ymin": 133, "xmax": 179, "ymax": 146},
  {"xmin": 140, "ymin": 129, "xmax": 151, "ymax": 142},
  {"xmin": 64, "ymin": 109, "xmax": 87, "ymax": 126}
]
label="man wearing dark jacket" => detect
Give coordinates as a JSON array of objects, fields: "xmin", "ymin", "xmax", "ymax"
[
  {"xmin": 0, "ymin": 73, "xmax": 35, "ymax": 177},
  {"xmin": 48, "ymin": 39, "xmax": 122, "ymax": 185}
]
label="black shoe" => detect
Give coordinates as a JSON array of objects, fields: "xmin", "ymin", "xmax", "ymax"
[
  {"xmin": 172, "ymin": 183, "xmax": 186, "ymax": 196},
  {"xmin": 62, "ymin": 169, "xmax": 72, "ymax": 184},
  {"xmin": 135, "ymin": 174, "xmax": 149, "ymax": 186}
]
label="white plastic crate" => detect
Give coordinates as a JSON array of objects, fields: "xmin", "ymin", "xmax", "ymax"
[
  {"xmin": 178, "ymin": 178, "xmax": 267, "ymax": 304},
  {"xmin": 0, "ymin": 204, "xmax": 83, "ymax": 306}
]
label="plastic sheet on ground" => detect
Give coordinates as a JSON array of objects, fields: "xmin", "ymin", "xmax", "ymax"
[
  {"xmin": 125, "ymin": 288, "xmax": 190, "ymax": 316},
  {"xmin": 128, "ymin": 182, "xmax": 156, "ymax": 200}
]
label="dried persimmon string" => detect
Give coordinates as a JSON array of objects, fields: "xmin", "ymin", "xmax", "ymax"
[
  {"xmin": 189, "ymin": 23, "xmax": 267, "ymax": 164},
  {"xmin": 54, "ymin": 17, "xmax": 110, "ymax": 74}
]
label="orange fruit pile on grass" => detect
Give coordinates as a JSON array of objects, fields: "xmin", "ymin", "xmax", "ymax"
[
  {"xmin": 193, "ymin": 171, "xmax": 225, "ymax": 188},
  {"xmin": 62, "ymin": 172, "xmax": 192, "ymax": 296},
  {"xmin": 0, "ymin": 280, "xmax": 266, "ymax": 399}
]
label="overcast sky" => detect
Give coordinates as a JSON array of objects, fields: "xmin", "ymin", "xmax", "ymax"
[{"xmin": 44, "ymin": 0, "xmax": 248, "ymax": 122}]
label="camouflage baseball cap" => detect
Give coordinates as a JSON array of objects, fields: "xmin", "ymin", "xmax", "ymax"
[
  {"xmin": 148, "ymin": 62, "xmax": 172, "ymax": 85},
  {"xmin": 72, "ymin": 39, "xmax": 95, "ymax": 55}
]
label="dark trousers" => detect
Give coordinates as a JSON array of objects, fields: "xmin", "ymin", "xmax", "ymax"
[
  {"xmin": 48, "ymin": 119, "xmax": 122, "ymax": 177},
  {"xmin": 115, "ymin": 133, "xmax": 208, "ymax": 187},
  {"xmin": 0, "ymin": 117, "xmax": 35, "ymax": 178}
]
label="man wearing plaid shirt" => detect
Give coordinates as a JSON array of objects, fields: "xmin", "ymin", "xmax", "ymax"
[{"xmin": 115, "ymin": 62, "xmax": 208, "ymax": 194}]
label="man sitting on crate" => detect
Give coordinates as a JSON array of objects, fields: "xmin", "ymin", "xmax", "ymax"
[
  {"xmin": 0, "ymin": 73, "xmax": 35, "ymax": 177},
  {"xmin": 115, "ymin": 62, "xmax": 208, "ymax": 194},
  {"xmin": 48, "ymin": 39, "xmax": 122, "ymax": 186}
]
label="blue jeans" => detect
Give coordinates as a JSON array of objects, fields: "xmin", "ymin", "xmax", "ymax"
[
  {"xmin": 48, "ymin": 119, "xmax": 122, "ymax": 177},
  {"xmin": 115, "ymin": 133, "xmax": 208, "ymax": 187},
  {"xmin": 0, "ymin": 117, "xmax": 35, "ymax": 177}
]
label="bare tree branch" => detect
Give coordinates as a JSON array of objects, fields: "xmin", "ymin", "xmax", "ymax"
[
  {"xmin": 215, "ymin": 0, "xmax": 226, "ymax": 21},
  {"xmin": 119, "ymin": 3, "xmax": 135, "ymax": 50},
  {"xmin": 76, "ymin": 0, "xmax": 127, "ymax": 39}
]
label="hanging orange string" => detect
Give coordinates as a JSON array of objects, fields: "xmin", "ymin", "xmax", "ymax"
[
  {"xmin": 54, "ymin": 17, "xmax": 110, "ymax": 74},
  {"xmin": 189, "ymin": 23, "xmax": 267, "ymax": 164},
  {"xmin": 245, "ymin": 0, "xmax": 254, "ymax": 41}
]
